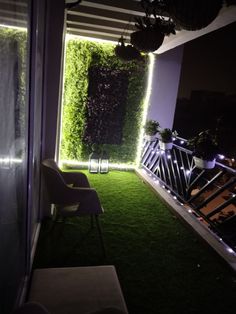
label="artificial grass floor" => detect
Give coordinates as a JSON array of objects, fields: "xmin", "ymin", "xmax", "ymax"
[{"xmin": 34, "ymin": 170, "xmax": 236, "ymax": 314}]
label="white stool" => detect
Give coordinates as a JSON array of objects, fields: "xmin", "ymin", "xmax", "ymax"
[{"xmin": 28, "ymin": 265, "xmax": 129, "ymax": 314}]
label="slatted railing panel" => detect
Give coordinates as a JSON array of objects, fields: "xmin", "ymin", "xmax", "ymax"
[{"xmin": 141, "ymin": 137, "xmax": 236, "ymax": 247}]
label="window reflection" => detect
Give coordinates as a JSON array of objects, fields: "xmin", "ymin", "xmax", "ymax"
[{"xmin": 0, "ymin": 1, "xmax": 29, "ymax": 313}]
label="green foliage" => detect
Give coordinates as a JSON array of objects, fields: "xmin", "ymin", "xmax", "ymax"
[
  {"xmin": 0, "ymin": 28, "xmax": 27, "ymax": 138},
  {"xmin": 61, "ymin": 40, "xmax": 92, "ymax": 160},
  {"xmin": 188, "ymin": 129, "xmax": 219, "ymax": 161},
  {"xmin": 60, "ymin": 39, "xmax": 148, "ymax": 163},
  {"xmin": 144, "ymin": 119, "xmax": 160, "ymax": 136},
  {"xmin": 159, "ymin": 128, "xmax": 173, "ymax": 143}
]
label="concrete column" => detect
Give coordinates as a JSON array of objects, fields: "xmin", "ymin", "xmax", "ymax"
[
  {"xmin": 147, "ymin": 45, "xmax": 184, "ymax": 129},
  {"xmin": 42, "ymin": 0, "xmax": 65, "ymax": 160},
  {"xmin": 40, "ymin": 0, "xmax": 65, "ymax": 217}
]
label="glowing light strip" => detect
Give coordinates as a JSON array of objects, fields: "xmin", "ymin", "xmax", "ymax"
[
  {"xmin": 61, "ymin": 160, "xmax": 135, "ymax": 170},
  {"xmin": 0, "ymin": 23, "xmax": 27, "ymax": 31},
  {"xmin": 0, "ymin": 157, "xmax": 23, "ymax": 164},
  {"xmin": 135, "ymin": 53, "xmax": 155, "ymax": 166}
]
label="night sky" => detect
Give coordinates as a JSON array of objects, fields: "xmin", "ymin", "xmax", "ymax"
[
  {"xmin": 178, "ymin": 21, "xmax": 236, "ymax": 99},
  {"xmin": 174, "ymin": 22, "xmax": 236, "ymax": 155}
]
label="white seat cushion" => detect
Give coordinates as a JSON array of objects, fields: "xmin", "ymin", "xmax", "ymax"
[{"xmin": 28, "ymin": 266, "xmax": 128, "ymax": 314}]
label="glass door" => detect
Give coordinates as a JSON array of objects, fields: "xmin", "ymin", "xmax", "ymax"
[{"xmin": 0, "ymin": 1, "xmax": 30, "ymax": 312}]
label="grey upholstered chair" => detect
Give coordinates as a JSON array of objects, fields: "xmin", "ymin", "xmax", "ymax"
[{"xmin": 41, "ymin": 159, "xmax": 105, "ymax": 255}]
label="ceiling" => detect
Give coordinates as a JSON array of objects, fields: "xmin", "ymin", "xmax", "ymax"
[
  {"xmin": 66, "ymin": 0, "xmax": 236, "ymax": 54},
  {"xmin": 0, "ymin": 0, "xmax": 27, "ymax": 28},
  {"xmin": 1, "ymin": 0, "xmax": 236, "ymax": 54}
]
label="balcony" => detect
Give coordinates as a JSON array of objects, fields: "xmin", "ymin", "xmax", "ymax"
[{"xmin": 138, "ymin": 136, "xmax": 236, "ymax": 269}]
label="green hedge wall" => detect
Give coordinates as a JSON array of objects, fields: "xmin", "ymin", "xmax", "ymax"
[{"xmin": 61, "ymin": 39, "xmax": 148, "ymax": 163}]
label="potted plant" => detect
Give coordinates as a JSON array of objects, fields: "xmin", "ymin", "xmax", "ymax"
[
  {"xmin": 187, "ymin": 130, "xmax": 218, "ymax": 169},
  {"xmin": 166, "ymin": 0, "xmax": 222, "ymax": 31},
  {"xmin": 159, "ymin": 128, "xmax": 177, "ymax": 150},
  {"xmin": 140, "ymin": 0, "xmax": 222, "ymax": 31},
  {"xmin": 130, "ymin": 15, "xmax": 176, "ymax": 53},
  {"xmin": 144, "ymin": 119, "xmax": 160, "ymax": 141},
  {"xmin": 114, "ymin": 36, "xmax": 141, "ymax": 62}
]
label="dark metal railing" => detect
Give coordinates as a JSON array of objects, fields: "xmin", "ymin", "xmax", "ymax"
[{"xmin": 141, "ymin": 137, "xmax": 236, "ymax": 249}]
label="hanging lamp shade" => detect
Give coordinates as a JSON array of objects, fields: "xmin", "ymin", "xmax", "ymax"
[{"xmin": 168, "ymin": 0, "xmax": 223, "ymax": 31}]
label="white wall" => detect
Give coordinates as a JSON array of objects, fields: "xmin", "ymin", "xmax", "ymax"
[{"xmin": 147, "ymin": 46, "xmax": 184, "ymax": 129}]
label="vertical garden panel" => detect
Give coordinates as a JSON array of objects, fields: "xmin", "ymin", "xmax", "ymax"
[{"xmin": 61, "ymin": 39, "xmax": 148, "ymax": 164}]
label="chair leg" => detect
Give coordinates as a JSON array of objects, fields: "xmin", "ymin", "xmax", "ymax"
[
  {"xmin": 40, "ymin": 208, "xmax": 58, "ymax": 237},
  {"xmin": 46, "ymin": 206, "xmax": 59, "ymax": 233},
  {"xmin": 52, "ymin": 205, "xmax": 58, "ymax": 221},
  {"xmin": 94, "ymin": 214, "xmax": 106, "ymax": 258}
]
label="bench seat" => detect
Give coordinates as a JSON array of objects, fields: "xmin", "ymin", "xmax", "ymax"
[{"xmin": 28, "ymin": 265, "xmax": 129, "ymax": 314}]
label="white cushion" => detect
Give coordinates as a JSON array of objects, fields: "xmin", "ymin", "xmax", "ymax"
[{"xmin": 28, "ymin": 266, "xmax": 128, "ymax": 314}]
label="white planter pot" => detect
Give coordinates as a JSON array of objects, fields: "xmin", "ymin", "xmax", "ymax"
[
  {"xmin": 193, "ymin": 156, "xmax": 216, "ymax": 169},
  {"xmin": 159, "ymin": 141, "xmax": 173, "ymax": 150}
]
